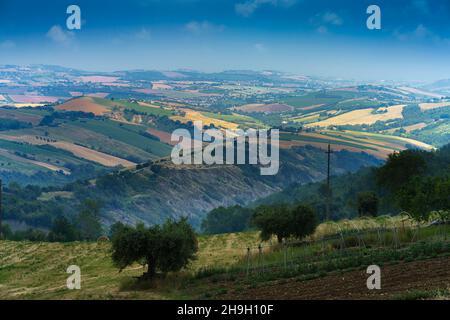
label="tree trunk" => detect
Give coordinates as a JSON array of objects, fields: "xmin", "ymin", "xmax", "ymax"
[
  {"xmin": 277, "ymin": 234, "xmax": 283, "ymax": 244},
  {"xmin": 143, "ymin": 258, "xmax": 156, "ymax": 279}
]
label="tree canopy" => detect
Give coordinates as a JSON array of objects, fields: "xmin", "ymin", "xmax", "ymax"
[
  {"xmin": 111, "ymin": 218, "xmax": 198, "ymax": 279},
  {"xmin": 252, "ymin": 204, "xmax": 317, "ymax": 243}
]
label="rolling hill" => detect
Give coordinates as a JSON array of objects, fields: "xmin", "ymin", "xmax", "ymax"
[{"xmin": 3, "ymin": 145, "xmax": 381, "ymax": 230}]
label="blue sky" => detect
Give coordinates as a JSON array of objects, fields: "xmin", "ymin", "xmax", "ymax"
[{"xmin": 1, "ymin": 0, "xmax": 450, "ymax": 81}]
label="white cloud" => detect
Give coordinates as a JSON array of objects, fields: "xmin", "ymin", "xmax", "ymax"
[
  {"xmin": 414, "ymin": 24, "xmax": 431, "ymax": 38},
  {"xmin": 185, "ymin": 21, "xmax": 225, "ymax": 34},
  {"xmin": 235, "ymin": 0, "xmax": 298, "ymax": 17},
  {"xmin": 321, "ymin": 11, "xmax": 343, "ymax": 26},
  {"xmin": 311, "ymin": 11, "xmax": 343, "ymax": 34},
  {"xmin": 394, "ymin": 24, "xmax": 450, "ymax": 45},
  {"xmin": 0, "ymin": 40, "xmax": 16, "ymax": 49},
  {"xmin": 46, "ymin": 25, "xmax": 74, "ymax": 45}
]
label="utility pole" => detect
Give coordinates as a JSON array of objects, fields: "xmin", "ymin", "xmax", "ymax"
[
  {"xmin": 0, "ymin": 179, "xmax": 3, "ymax": 239},
  {"xmin": 325, "ymin": 144, "xmax": 334, "ymax": 221}
]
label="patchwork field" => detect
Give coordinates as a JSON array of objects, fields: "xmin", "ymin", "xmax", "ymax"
[
  {"xmin": 419, "ymin": 102, "xmax": 450, "ymax": 111},
  {"xmin": 235, "ymin": 103, "xmax": 293, "ymax": 113},
  {"xmin": 384, "ymin": 123, "xmax": 428, "ymax": 134},
  {"xmin": 279, "ymin": 129, "xmax": 434, "ymax": 158},
  {"xmin": 306, "ymin": 105, "xmax": 405, "ymax": 127},
  {"xmin": 0, "ymin": 108, "xmax": 45, "ymax": 125},
  {"xmin": 0, "ymin": 134, "xmax": 135, "ymax": 167},
  {"xmin": 171, "ymin": 109, "xmax": 240, "ymax": 130}
]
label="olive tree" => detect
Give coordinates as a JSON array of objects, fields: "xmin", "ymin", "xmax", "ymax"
[{"xmin": 111, "ymin": 218, "xmax": 198, "ymax": 279}]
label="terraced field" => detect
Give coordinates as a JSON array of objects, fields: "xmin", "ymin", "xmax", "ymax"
[
  {"xmin": 279, "ymin": 129, "xmax": 434, "ymax": 158},
  {"xmin": 305, "ymin": 105, "xmax": 405, "ymax": 127}
]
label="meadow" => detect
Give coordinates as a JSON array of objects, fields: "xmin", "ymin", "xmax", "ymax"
[{"xmin": 1, "ymin": 216, "xmax": 448, "ymax": 300}]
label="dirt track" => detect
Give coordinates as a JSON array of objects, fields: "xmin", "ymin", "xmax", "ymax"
[{"xmin": 223, "ymin": 256, "xmax": 450, "ymax": 300}]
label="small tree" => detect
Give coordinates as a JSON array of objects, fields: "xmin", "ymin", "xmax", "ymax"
[
  {"xmin": 357, "ymin": 192, "xmax": 379, "ymax": 217},
  {"xmin": 289, "ymin": 204, "xmax": 318, "ymax": 239},
  {"xmin": 111, "ymin": 218, "xmax": 198, "ymax": 279},
  {"xmin": 48, "ymin": 216, "xmax": 78, "ymax": 242},
  {"xmin": 252, "ymin": 204, "xmax": 290, "ymax": 243},
  {"xmin": 252, "ymin": 204, "xmax": 317, "ymax": 243},
  {"xmin": 76, "ymin": 199, "xmax": 102, "ymax": 240}
]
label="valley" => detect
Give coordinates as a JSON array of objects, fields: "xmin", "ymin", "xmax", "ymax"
[{"xmin": 0, "ymin": 65, "xmax": 448, "ymax": 230}]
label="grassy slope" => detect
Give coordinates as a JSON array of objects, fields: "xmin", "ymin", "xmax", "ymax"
[
  {"xmin": 0, "ymin": 232, "xmax": 261, "ymax": 299},
  {"xmin": 1, "ymin": 217, "xmax": 448, "ymax": 300}
]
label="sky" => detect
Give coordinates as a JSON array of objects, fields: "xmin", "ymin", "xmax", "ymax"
[{"xmin": 0, "ymin": 0, "xmax": 450, "ymax": 81}]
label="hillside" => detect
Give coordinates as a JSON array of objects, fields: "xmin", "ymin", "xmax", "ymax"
[
  {"xmin": 255, "ymin": 143, "xmax": 450, "ymax": 220},
  {"xmin": 3, "ymin": 145, "xmax": 381, "ymax": 230},
  {"xmin": 0, "ymin": 106, "xmax": 172, "ymax": 185}
]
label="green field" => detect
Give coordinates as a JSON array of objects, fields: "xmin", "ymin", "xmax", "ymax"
[
  {"xmin": 201, "ymin": 111, "xmax": 266, "ymax": 129},
  {"xmin": 282, "ymin": 91, "xmax": 358, "ymax": 108},
  {"xmin": 72, "ymin": 119, "xmax": 172, "ymax": 158}
]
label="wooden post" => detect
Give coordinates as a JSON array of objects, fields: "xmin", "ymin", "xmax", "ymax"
[
  {"xmin": 258, "ymin": 244, "xmax": 262, "ymax": 273},
  {"xmin": 246, "ymin": 247, "xmax": 250, "ymax": 277}
]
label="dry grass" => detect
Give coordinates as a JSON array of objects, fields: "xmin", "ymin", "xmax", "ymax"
[
  {"xmin": 170, "ymin": 109, "xmax": 239, "ymax": 130},
  {"xmin": 306, "ymin": 105, "xmax": 405, "ymax": 127},
  {"xmin": 0, "ymin": 216, "xmax": 421, "ymax": 300},
  {"xmin": 419, "ymin": 102, "xmax": 450, "ymax": 111},
  {"xmin": 56, "ymin": 97, "xmax": 109, "ymax": 116}
]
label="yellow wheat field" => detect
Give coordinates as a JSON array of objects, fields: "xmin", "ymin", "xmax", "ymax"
[
  {"xmin": 170, "ymin": 109, "xmax": 239, "ymax": 130},
  {"xmin": 306, "ymin": 105, "xmax": 405, "ymax": 127},
  {"xmin": 419, "ymin": 102, "xmax": 450, "ymax": 111}
]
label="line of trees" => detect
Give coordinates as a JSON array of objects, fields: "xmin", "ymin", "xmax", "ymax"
[{"xmin": 2, "ymin": 199, "xmax": 103, "ymax": 242}]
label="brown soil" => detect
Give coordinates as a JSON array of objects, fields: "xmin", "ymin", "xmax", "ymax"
[
  {"xmin": 222, "ymin": 257, "xmax": 450, "ymax": 300},
  {"xmin": 56, "ymin": 97, "xmax": 109, "ymax": 115}
]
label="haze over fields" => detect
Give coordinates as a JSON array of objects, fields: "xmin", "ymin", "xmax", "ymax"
[{"xmin": 0, "ymin": 64, "xmax": 448, "ymax": 230}]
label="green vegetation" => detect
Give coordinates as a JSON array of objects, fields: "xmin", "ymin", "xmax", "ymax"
[
  {"xmin": 110, "ymin": 99, "xmax": 173, "ymax": 117},
  {"xmin": 0, "ymin": 118, "xmax": 32, "ymax": 131},
  {"xmin": 111, "ymin": 218, "xmax": 198, "ymax": 279},
  {"xmin": 357, "ymin": 191, "xmax": 379, "ymax": 217},
  {"xmin": 282, "ymin": 91, "xmax": 357, "ymax": 108},
  {"xmin": 200, "ymin": 111, "xmax": 266, "ymax": 129},
  {"xmin": 72, "ymin": 118, "xmax": 172, "ymax": 158},
  {"xmin": 201, "ymin": 206, "xmax": 253, "ymax": 235},
  {"xmin": 255, "ymin": 144, "xmax": 450, "ymax": 222},
  {"xmin": 252, "ymin": 204, "xmax": 317, "ymax": 243},
  {"xmin": 1, "ymin": 217, "xmax": 448, "ymax": 300}
]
